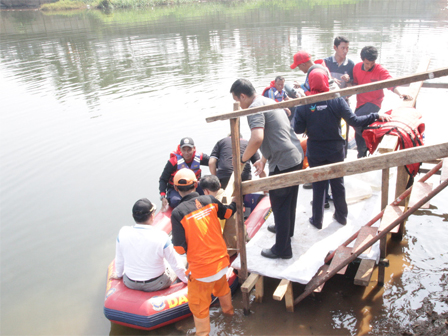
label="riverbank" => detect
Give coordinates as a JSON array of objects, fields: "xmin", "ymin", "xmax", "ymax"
[{"xmin": 3, "ymin": 0, "xmax": 206, "ymax": 11}]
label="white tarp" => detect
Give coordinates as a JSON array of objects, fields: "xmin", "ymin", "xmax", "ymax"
[{"xmin": 232, "ymin": 159, "xmax": 396, "ymax": 285}]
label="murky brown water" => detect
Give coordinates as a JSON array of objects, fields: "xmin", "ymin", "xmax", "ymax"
[{"xmin": 1, "ymin": 1, "xmax": 448, "ymax": 335}]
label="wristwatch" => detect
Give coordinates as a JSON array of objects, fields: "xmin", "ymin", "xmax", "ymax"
[{"xmin": 160, "ymin": 195, "xmax": 166, "ymax": 201}]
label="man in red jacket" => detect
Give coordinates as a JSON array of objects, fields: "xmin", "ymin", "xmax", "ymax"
[{"xmin": 352, "ymin": 46, "xmax": 412, "ymax": 158}]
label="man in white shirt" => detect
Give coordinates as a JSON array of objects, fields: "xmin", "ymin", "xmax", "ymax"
[{"xmin": 109, "ymin": 198, "xmax": 188, "ymax": 292}]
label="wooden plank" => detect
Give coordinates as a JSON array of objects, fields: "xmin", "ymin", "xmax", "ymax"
[
  {"xmin": 381, "ymin": 168, "xmax": 390, "ymax": 212},
  {"xmin": 328, "ymin": 246, "xmax": 352, "ymax": 275},
  {"xmin": 255, "ymin": 275, "xmax": 264, "ymax": 303},
  {"xmin": 241, "ymin": 272, "xmax": 260, "ymax": 293},
  {"xmin": 421, "ymin": 82, "xmax": 448, "ymax": 89},
  {"xmin": 354, "ymin": 259, "xmax": 376, "ymax": 286},
  {"xmin": 395, "ymin": 166, "xmax": 409, "ymax": 206},
  {"xmin": 207, "ymin": 67, "xmax": 448, "ymax": 122},
  {"xmin": 402, "ymin": 56, "xmax": 430, "ymax": 108},
  {"xmin": 241, "ymin": 143, "xmax": 448, "ymax": 195},
  {"xmin": 379, "ymin": 205, "xmax": 404, "ymax": 234},
  {"xmin": 352, "ymin": 226, "xmax": 378, "ymax": 255},
  {"xmin": 409, "ymin": 181, "xmax": 433, "ymax": 209},
  {"xmin": 285, "ymin": 281, "xmax": 294, "ymax": 313},
  {"xmin": 378, "ymin": 236, "xmax": 387, "ymax": 286},
  {"xmin": 273, "ymin": 279, "xmax": 290, "ymax": 301},
  {"xmin": 377, "ymin": 135, "xmax": 399, "ymax": 154},
  {"xmin": 441, "ymin": 158, "xmax": 448, "ymax": 183},
  {"xmin": 304, "ymin": 264, "xmax": 329, "ymax": 293}
]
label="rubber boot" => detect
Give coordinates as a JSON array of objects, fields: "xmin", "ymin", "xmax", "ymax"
[
  {"xmin": 218, "ymin": 292, "xmax": 234, "ymax": 315},
  {"xmin": 193, "ymin": 315, "xmax": 210, "ymax": 336}
]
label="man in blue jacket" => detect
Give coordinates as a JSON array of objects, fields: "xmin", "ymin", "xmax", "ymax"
[{"xmin": 293, "ymin": 69, "xmax": 391, "ymax": 229}]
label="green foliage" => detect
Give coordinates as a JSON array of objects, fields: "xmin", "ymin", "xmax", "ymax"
[{"xmin": 41, "ymin": 0, "xmax": 87, "ymax": 11}]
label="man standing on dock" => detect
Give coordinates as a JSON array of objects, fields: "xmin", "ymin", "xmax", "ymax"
[
  {"xmin": 353, "ymin": 46, "xmax": 412, "ymax": 158},
  {"xmin": 324, "ymin": 36, "xmax": 354, "ymax": 90},
  {"xmin": 293, "ymin": 67, "xmax": 391, "ymax": 229},
  {"xmin": 230, "ymin": 79, "xmax": 304, "ymax": 260},
  {"xmin": 171, "ymin": 169, "xmax": 236, "ymax": 336}
]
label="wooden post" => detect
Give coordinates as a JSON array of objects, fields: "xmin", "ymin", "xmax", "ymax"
[
  {"xmin": 377, "ymin": 134, "xmax": 398, "ymax": 285},
  {"xmin": 392, "ymin": 56, "xmax": 430, "ymax": 241},
  {"xmin": 229, "ymin": 103, "xmax": 250, "ymax": 314}
]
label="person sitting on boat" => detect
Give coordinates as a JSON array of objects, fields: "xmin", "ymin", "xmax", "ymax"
[
  {"xmin": 352, "ymin": 45, "xmax": 413, "ymax": 158},
  {"xmin": 262, "ymin": 76, "xmax": 293, "ymax": 120},
  {"xmin": 171, "ymin": 169, "xmax": 236, "ymax": 336},
  {"xmin": 159, "ymin": 137, "xmax": 210, "ymax": 209},
  {"xmin": 109, "ymin": 198, "xmax": 188, "ymax": 292},
  {"xmin": 293, "ymin": 67, "xmax": 392, "ymax": 230},
  {"xmin": 231, "ymin": 78, "xmax": 304, "ymax": 260},
  {"xmin": 209, "ymin": 134, "xmax": 265, "ymax": 189}
]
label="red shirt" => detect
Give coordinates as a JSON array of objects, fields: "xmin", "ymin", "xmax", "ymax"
[{"xmin": 353, "ymin": 62, "xmax": 394, "ymax": 109}]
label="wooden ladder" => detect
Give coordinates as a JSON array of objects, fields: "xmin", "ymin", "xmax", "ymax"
[{"xmin": 292, "ymin": 158, "xmax": 448, "ymax": 306}]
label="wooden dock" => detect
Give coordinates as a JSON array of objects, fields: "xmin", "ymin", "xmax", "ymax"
[{"xmin": 206, "ymin": 63, "xmax": 448, "ymax": 315}]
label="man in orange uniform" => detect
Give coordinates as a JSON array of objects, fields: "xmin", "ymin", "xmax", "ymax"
[{"xmin": 171, "ymin": 169, "xmax": 236, "ymax": 336}]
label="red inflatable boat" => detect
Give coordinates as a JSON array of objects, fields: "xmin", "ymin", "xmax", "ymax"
[{"xmin": 104, "ymin": 194, "xmax": 271, "ymax": 331}]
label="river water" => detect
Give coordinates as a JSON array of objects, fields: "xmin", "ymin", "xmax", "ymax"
[{"xmin": 1, "ymin": 0, "xmax": 448, "ymax": 335}]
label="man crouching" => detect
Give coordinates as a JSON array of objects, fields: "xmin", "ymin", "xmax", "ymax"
[{"xmin": 171, "ymin": 168, "xmax": 236, "ymax": 336}]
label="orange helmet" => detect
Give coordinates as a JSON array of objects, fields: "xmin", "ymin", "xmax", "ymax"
[{"xmin": 173, "ymin": 168, "xmax": 197, "ymax": 186}]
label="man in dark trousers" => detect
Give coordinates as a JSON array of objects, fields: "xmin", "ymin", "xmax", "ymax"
[
  {"xmin": 294, "ymin": 68, "xmax": 391, "ymax": 229},
  {"xmin": 230, "ymin": 78, "xmax": 304, "ymax": 259},
  {"xmin": 171, "ymin": 169, "xmax": 236, "ymax": 336},
  {"xmin": 159, "ymin": 137, "xmax": 209, "ymax": 209},
  {"xmin": 352, "ymin": 46, "xmax": 412, "ymax": 158}
]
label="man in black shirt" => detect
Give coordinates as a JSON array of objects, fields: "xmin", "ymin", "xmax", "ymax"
[{"xmin": 209, "ymin": 135, "xmax": 265, "ymax": 189}]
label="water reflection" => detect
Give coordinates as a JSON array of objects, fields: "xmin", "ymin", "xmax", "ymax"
[
  {"xmin": 1, "ymin": 0, "xmax": 447, "ymax": 112},
  {"xmin": 1, "ymin": 0, "xmax": 448, "ymax": 335}
]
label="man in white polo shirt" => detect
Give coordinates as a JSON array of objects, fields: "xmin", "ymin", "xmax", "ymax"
[{"xmin": 109, "ymin": 198, "xmax": 188, "ymax": 292}]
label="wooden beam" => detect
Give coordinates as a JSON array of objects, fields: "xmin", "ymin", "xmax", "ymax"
[
  {"xmin": 377, "ymin": 135, "xmax": 399, "ymax": 154},
  {"xmin": 304, "ymin": 264, "xmax": 329, "ymax": 293},
  {"xmin": 378, "ymin": 135, "xmax": 398, "ymax": 211},
  {"xmin": 379, "ymin": 205, "xmax": 404, "ymax": 234},
  {"xmin": 241, "ymin": 272, "xmax": 260, "ymax": 293},
  {"xmin": 231, "ymin": 116, "xmax": 247, "ymax": 282},
  {"xmin": 352, "ymin": 226, "xmax": 378, "ymax": 255},
  {"xmin": 354, "ymin": 259, "xmax": 376, "ymax": 286},
  {"xmin": 207, "ymin": 67, "xmax": 448, "ymax": 123},
  {"xmin": 255, "ymin": 275, "xmax": 264, "ymax": 303},
  {"xmin": 441, "ymin": 158, "xmax": 448, "ymax": 183},
  {"xmin": 273, "ymin": 279, "xmax": 290, "ymax": 301},
  {"xmin": 421, "ymin": 82, "xmax": 448, "ymax": 89},
  {"xmin": 408, "ymin": 182, "xmax": 433, "ymax": 209},
  {"xmin": 328, "ymin": 246, "xmax": 352, "ymax": 275},
  {"xmin": 285, "ymin": 281, "xmax": 294, "ymax": 313},
  {"xmin": 241, "ymin": 142, "xmax": 448, "ymax": 195}
]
